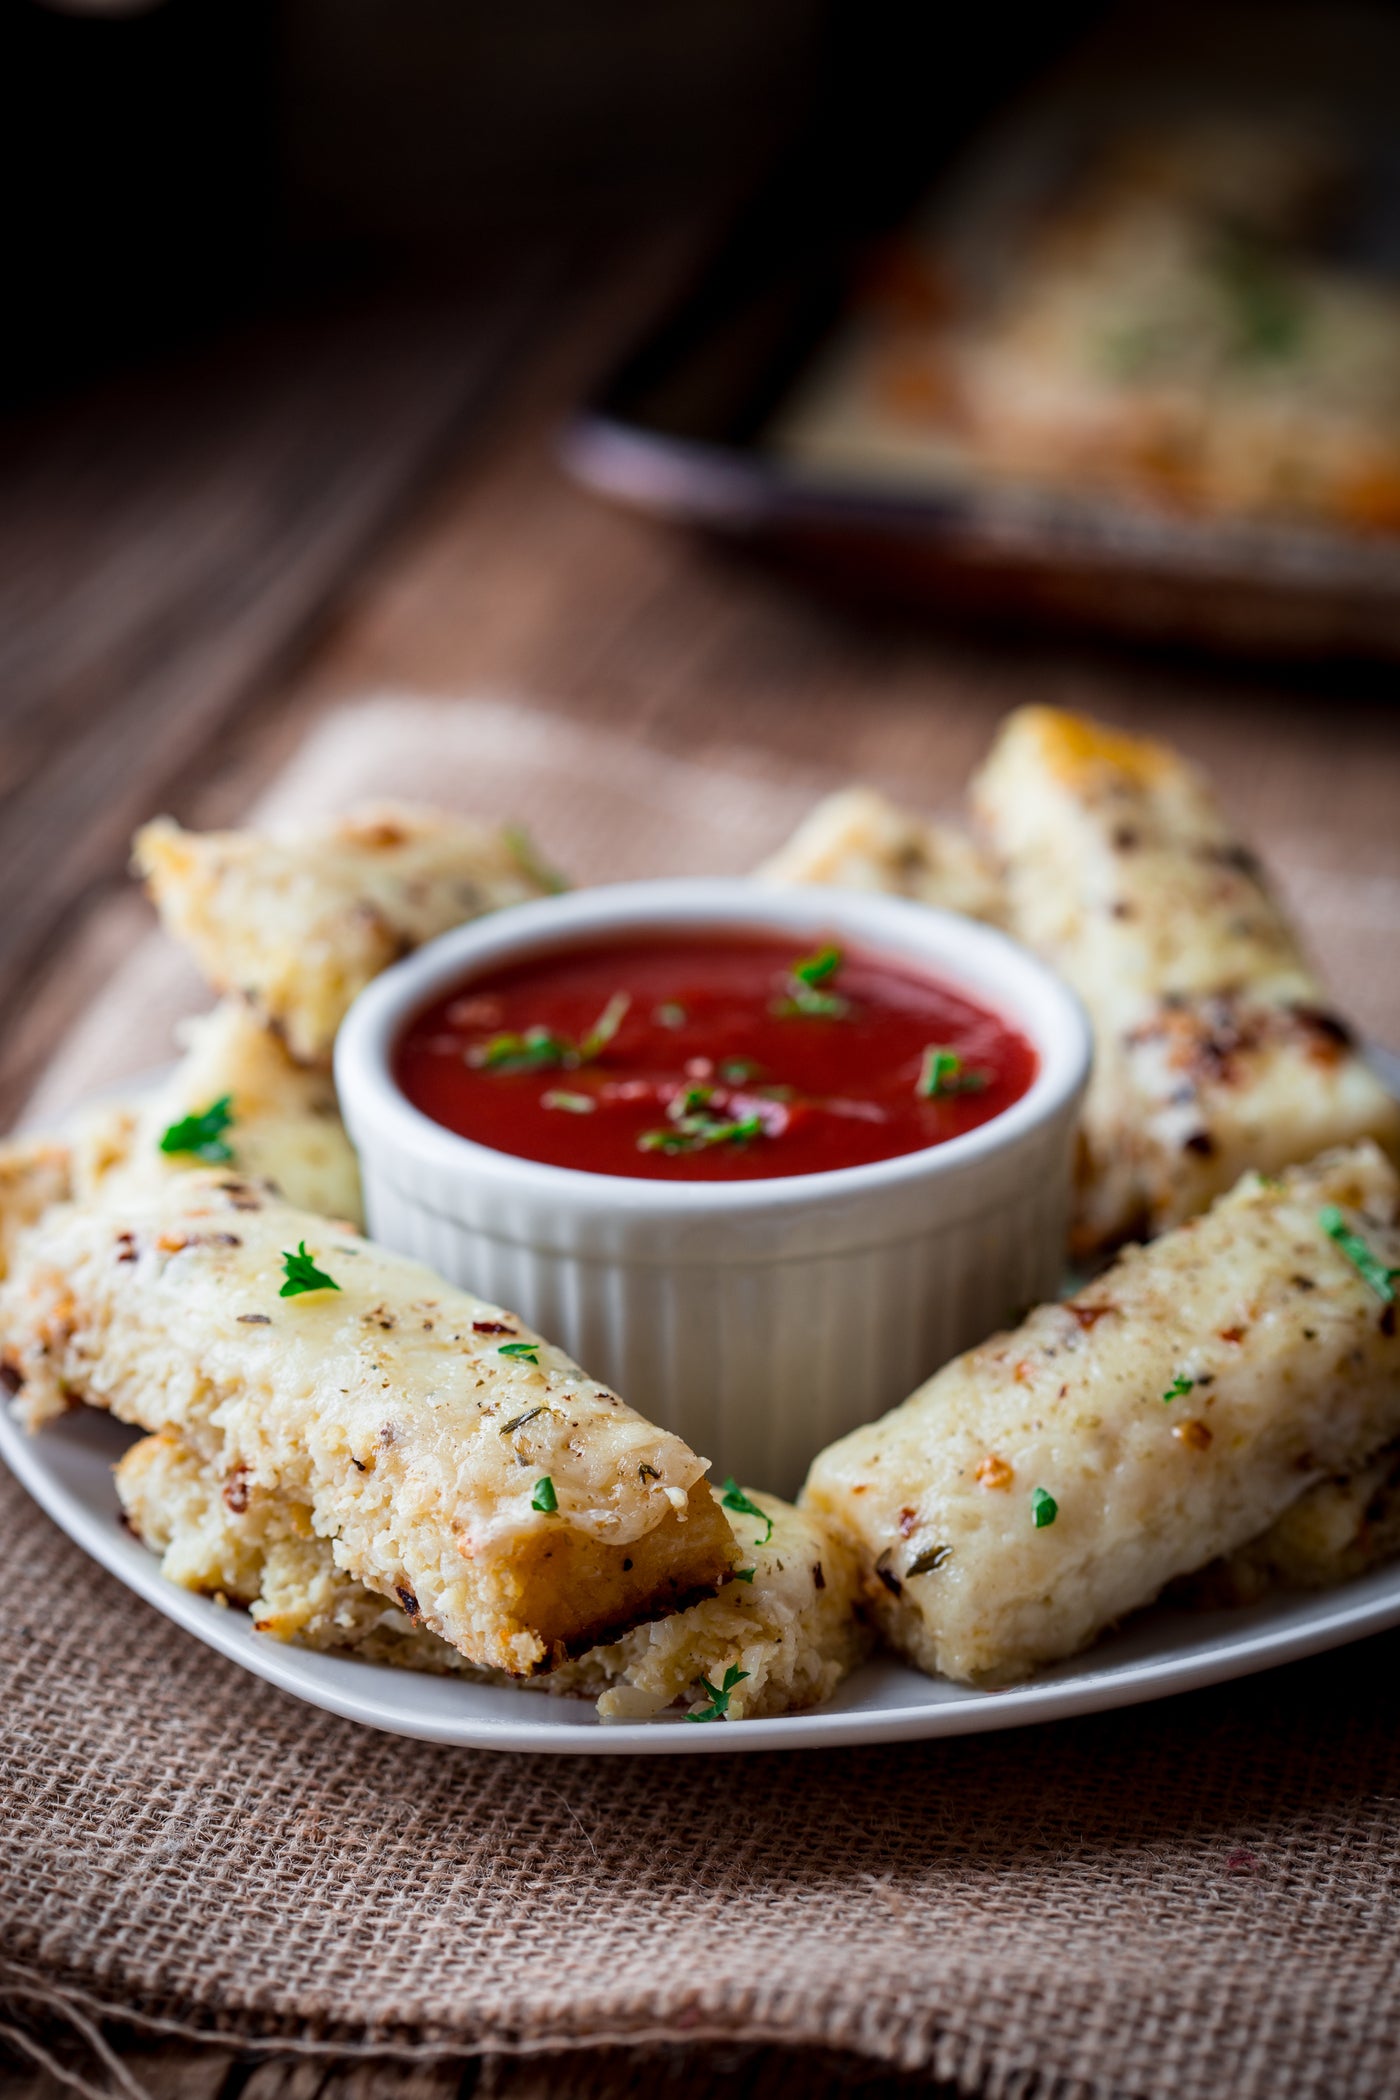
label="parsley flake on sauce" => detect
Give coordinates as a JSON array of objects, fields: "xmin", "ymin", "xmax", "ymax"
[
  {"xmin": 469, "ymin": 994, "xmax": 630, "ymax": 1077},
  {"xmin": 720, "ymin": 1476, "xmax": 773, "ymax": 1546},
  {"xmin": 1162, "ymin": 1375, "xmax": 1195, "ymax": 1404},
  {"xmin": 159, "ymin": 1095, "xmax": 235, "ymax": 1163},
  {"xmin": 1319, "ymin": 1206, "xmax": 1398, "ymax": 1304},
  {"xmin": 917, "ymin": 1047, "xmax": 989, "ymax": 1100},
  {"xmin": 279, "ymin": 1243, "xmax": 341, "ymax": 1298},
  {"xmin": 686, "ymin": 1661, "xmax": 749, "ymax": 1723},
  {"xmin": 531, "ymin": 1476, "xmax": 558, "ymax": 1513},
  {"xmin": 637, "ymin": 1084, "xmax": 765, "ymax": 1157},
  {"xmin": 1031, "ymin": 1487, "xmax": 1058, "ymax": 1529},
  {"xmin": 771, "ymin": 944, "xmax": 851, "ymax": 1020},
  {"xmin": 470, "ymin": 1025, "xmax": 574, "ymax": 1074},
  {"xmin": 498, "ymin": 1340, "xmax": 541, "ymax": 1364}
]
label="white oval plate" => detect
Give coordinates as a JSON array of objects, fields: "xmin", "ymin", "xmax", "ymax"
[{"xmin": 4, "ymin": 1048, "xmax": 1399, "ymax": 1755}]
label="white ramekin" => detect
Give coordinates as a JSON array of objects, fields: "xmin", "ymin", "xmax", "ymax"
[{"xmin": 336, "ymin": 881, "xmax": 1090, "ymax": 1496}]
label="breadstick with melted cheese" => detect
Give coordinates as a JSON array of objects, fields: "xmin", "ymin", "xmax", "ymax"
[
  {"xmin": 116, "ymin": 1437, "xmax": 868, "ymax": 1722},
  {"xmin": 804, "ymin": 1145, "xmax": 1400, "ymax": 1686},
  {"xmin": 134, "ymin": 804, "xmax": 560, "ymax": 1064},
  {"xmin": 2, "ymin": 1171, "xmax": 735, "ymax": 1675},
  {"xmin": 120, "ymin": 1000, "xmax": 363, "ymax": 1225},
  {"xmin": 972, "ymin": 707, "xmax": 1400, "ymax": 1255},
  {"xmin": 0, "ymin": 998, "xmax": 364, "ymax": 1280},
  {"xmin": 756, "ymin": 786, "xmax": 1004, "ymax": 922}
]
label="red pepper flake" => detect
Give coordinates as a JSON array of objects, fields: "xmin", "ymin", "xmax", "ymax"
[
  {"xmin": 222, "ymin": 1468, "xmax": 251, "ymax": 1515},
  {"xmin": 1218, "ymin": 1326, "xmax": 1247, "ymax": 1345},
  {"xmin": 897, "ymin": 1507, "xmax": 918, "ymax": 1536},
  {"xmin": 1069, "ymin": 1304, "xmax": 1116, "ymax": 1331},
  {"xmin": 472, "ymin": 1319, "xmax": 517, "ymax": 1336}
]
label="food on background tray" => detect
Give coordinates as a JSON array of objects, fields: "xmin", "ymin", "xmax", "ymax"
[
  {"xmin": 756, "ymin": 786, "xmax": 1004, "ymax": 922},
  {"xmin": 116, "ymin": 1437, "xmax": 868, "ymax": 1722},
  {"xmin": 947, "ymin": 122, "xmax": 1400, "ymax": 534},
  {"xmin": 778, "ymin": 114, "xmax": 1400, "ymax": 537},
  {"xmin": 803, "ymin": 1144, "xmax": 1400, "ymax": 1686},
  {"xmin": 394, "ymin": 929, "xmax": 1037, "ymax": 1181},
  {"xmin": 0, "ymin": 1170, "xmax": 737, "ymax": 1676},
  {"xmin": 134, "ymin": 803, "xmax": 563, "ymax": 1066},
  {"xmin": 973, "ymin": 706, "xmax": 1400, "ymax": 1255}
]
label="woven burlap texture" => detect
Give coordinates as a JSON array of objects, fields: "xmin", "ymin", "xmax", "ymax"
[{"xmin": 7, "ymin": 694, "xmax": 1400, "ymax": 2100}]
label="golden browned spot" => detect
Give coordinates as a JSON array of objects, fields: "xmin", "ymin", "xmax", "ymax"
[
  {"xmin": 1173, "ymin": 1419, "xmax": 1213, "ymax": 1453},
  {"xmin": 1029, "ymin": 707, "xmax": 1177, "ymax": 789},
  {"xmin": 975, "ymin": 1454, "xmax": 1014, "ymax": 1491}
]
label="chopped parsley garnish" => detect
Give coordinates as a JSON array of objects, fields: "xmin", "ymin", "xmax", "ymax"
[
  {"xmin": 734, "ymin": 1567, "xmax": 756, "ymax": 1584},
  {"xmin": 1208, "ymin": 227, "xmax": 1307, "ymax": 364},
  {"xmin": 654, "ymin": 1002, "xmax": 687, "ymax": 1029},
  {"xmin": 1162, "ymin": 1375, "xmax": 1195, "ymax": 1404},
  {"xmin": 1319, "ymin": 1205, "xmax": 1398, "ymax": 1304},
  {"xmin": 498, "ymin": 1340, "xmax": 541, "ymax": 1364},
  {"xmin": 771, "ymin": 945, "xmax": 850, "ymax": 1020},
  {"xmin": 279, "ymin": 1242, "xmax": 340, "ymax": 1297},
  {"xmin": 917, "ymin": 1046, "xmax": 989, "ymax": 1100},
  {"xmin": 159, "ymin": 1095, "xmax": 235, "ymax": 1163},
  {"xmin": 503, "ymin": 824, "xmax": 569, "ymax": 895},
  {"xmin": 1031, "ymin": 1487, "xmax": 1058, "ymax": 1529},
  {"xmin": 469, "ymin": 994, "xmax": 630, "ymax": 1076},
  {"xmin": 578, "ymin": 991, "xmax": 630, "ymax": 1062},
  {"xmin": 470, "ymin": 1025, "xmax": 575, "ymax": 1074},
  {"xmin": 793, "ymin": 945, "xmax": 841, "ymax": 987},
  {"xmin": 638, "ymin": 1083, "xmax": 766, "ymax": 1157},
  {"xmin": 906, "ymin": 1545, "xmax": 952, "ymax": 1576},
  {"xmin": 720, "ymin": 1476, "xmax": 773, "ymax": 1546},
  {"xmin": 541, "ymin": 1090, "xmax": 595, "ymax": 1115},
  {"xmin": 531, "ymin": 1476, "xmax": 558, "ymax": 1513},
  {"xmin": 686, "ymin": 1661, "xmax": 749, "ymax": 1723}
]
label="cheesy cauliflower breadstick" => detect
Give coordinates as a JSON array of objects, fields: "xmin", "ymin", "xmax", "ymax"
[
  {"xmin": 0, "ymin": 997, "xmax": 364, "ymax": 1279},
  {"xmin": 756, "ymin": 786, "xmax": 1004, "ymax": 922},
  {"xmin": 804, "ymin": 1145, "xmax": 1400, "ymax": 1686},
  {"xmin": 134, "ymin": 804, "xmax": 562, "ymax": 1065},
  {"xmin": 2, "ymin": 1171, "xmax": 735, "ymax": 1674},
  {"xmin": 119, "ymin": 1000, "xmax": 363, "ymax": 1225},
  {"xmin": 116, "ymin": 1440, "xmax": 867, "ymax": 1722},
  {"xmin": 972, "ymin": 707, "xmax": 1400, "ymax": 1255}
]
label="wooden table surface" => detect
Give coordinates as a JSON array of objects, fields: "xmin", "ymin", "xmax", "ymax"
[{"xmin": 4, "ymin": 233, "xmax": 1399, "ymax": 2098}]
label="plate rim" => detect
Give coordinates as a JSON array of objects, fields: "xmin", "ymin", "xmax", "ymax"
[{"xmin": 4, "ymin": 1046, "xmax": 1398, "ymax": 1756}]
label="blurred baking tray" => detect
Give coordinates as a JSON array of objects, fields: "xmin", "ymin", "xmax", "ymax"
[{"xmin": 563, "ymin": 4, "xmax": 1400, "ymax": 658}]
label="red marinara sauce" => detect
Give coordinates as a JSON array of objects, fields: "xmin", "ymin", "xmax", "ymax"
[{"xmin": 394, "ymin": 932, "xmax": 1037, "ymax": 1183}]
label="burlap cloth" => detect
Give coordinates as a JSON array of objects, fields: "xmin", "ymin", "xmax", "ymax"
[{"xmin": 7, "ymin": 695, "xmax": 1400, "ymax": 2100}]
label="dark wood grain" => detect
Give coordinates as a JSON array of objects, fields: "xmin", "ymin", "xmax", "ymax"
[{"xmin": 0, "ymin": 267, "xmax": 556, "ymax": 1125}]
